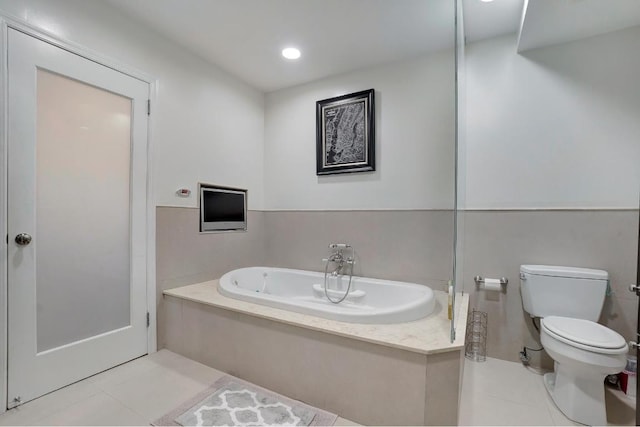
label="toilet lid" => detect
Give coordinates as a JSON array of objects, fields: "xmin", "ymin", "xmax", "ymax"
[{"xmin": 542, "ymin": 316, "xmax": 627, "ymax": 351}]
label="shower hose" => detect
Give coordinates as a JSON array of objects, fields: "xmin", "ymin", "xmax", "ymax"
[{"xmin": 323, "ymin": 252, "xmax": 354, "ymax": 304}]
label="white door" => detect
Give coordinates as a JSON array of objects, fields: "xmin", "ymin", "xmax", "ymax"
[{"xmin": 7, "ymin": 28, "xmax": 149, "ymax": 407}]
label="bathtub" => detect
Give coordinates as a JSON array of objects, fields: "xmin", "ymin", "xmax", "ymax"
[{"xmin": 218, "ymin": 267, "xmax": 436, "ymax": 324}]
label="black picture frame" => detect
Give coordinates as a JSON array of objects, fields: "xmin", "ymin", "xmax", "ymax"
[{"xmin": 316, "ymin": 89, "xmax": 375, "ymax": 175}]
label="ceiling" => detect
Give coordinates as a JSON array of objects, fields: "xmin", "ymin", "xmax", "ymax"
[
  {"xmin": 105, "ymin": 0, "xmax": 640, "ymax": 93},
  {"xmin": 106, "ymin": 0, "xmax": 456, "ymax": 93},
  {"xmin": 518, "ymin": 0, "xmax": 640, "ymax": 52},
  {"xmin": 462, "ymin": 0, "xmax": 525, "ymax": 43}
]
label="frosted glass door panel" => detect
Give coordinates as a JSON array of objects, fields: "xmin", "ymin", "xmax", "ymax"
[{"xmin": 36, "ymin": 69, "xmax": 131, "ymax": 352}]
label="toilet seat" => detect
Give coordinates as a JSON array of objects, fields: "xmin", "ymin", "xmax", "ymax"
[{"xmin": 541, "ymin": 316, "xmax": 627, "ymax": 354}]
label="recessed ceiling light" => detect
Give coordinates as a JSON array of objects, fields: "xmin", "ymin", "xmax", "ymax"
[
  {"xmin": 480, "ymin": 0, "xmax": 494, "ymax": 2},
  {"xmin": 282, "ymin": 47, "xmax": 301, "ymax": 60}
]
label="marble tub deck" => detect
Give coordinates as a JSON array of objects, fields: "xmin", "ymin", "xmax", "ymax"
[
  {"xmin": 163, "ymin": 280, "xmax": 469, "ymax": 355},
  {"xmin": 162, "ymin": 280, "xmax": 469, "ymax": 425}
]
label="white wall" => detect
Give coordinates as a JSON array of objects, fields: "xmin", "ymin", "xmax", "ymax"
[
  {"xmin": 0, "ymin": 0, "xmax": 265, "ymax": 209},
  {"xmin": 264, "ymin": 52, "xmax": 455, "ymax": 210},
  {"xmin": 465, "ymin": 27, "xmax": 640, "ymax": 209}
]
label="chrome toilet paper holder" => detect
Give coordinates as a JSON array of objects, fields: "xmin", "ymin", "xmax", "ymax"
[
  {"xmin": 473, "ymin": 276, "xmax": 509, "ymax": 293},
  {"xmin": 474, "ymin": 276, "xmax": 508, "ymax": 287}
]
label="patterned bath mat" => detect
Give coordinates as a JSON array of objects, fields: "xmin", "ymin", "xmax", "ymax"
[{"xmin": 152, "ymin": 375, "xmax": 337, "ymax": 426}]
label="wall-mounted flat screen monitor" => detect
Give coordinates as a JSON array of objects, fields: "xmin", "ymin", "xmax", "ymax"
[{"xmin": 199, "ymin": 185, "xmax": 247, "ymax": 232}]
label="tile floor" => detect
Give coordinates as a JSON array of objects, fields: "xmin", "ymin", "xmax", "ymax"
[
  {"xmin": 0, "ymin": 350, "xmax": 358, "ymax": 426},
  {"xmin": 459, "ymin": 356, "xmax": 636, "ymax": 426},
  {"xmin": 0, "ymin": 350, "xmax": 634, "ymax": 426}
]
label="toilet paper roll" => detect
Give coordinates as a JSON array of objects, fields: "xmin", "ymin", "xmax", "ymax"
[{"xmin": 483, "ymin": 278, "xmax": 502, "ymax": 291}]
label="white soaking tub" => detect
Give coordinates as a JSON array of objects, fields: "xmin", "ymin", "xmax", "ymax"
[{"xmin": 218, "ymin": 267, "xmax": 436, "ymax": 324}]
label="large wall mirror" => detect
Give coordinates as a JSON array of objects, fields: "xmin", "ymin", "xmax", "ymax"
[
  {"xmin": 456, "ymin": 0, "xmax": 640, "ymax": 374},
  {"xmin": 261, "ymin": 0, "xmax": 458, "ymax": 325}
]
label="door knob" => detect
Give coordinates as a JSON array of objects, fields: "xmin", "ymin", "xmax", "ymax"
[{"xmin": 15, "ymin": 233, "xmax": 32, "ymax": 246}]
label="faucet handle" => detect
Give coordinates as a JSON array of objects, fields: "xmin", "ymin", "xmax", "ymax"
[{"xmin": 329, "ymin": 243, "xmax": 351, "ymax": 249}]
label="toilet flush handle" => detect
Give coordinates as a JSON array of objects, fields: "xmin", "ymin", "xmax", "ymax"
[{"xmin": 629, "ymin": 341, "xmax": 638, "ymax": 350}]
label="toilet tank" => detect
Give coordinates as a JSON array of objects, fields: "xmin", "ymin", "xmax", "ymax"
[{"xmin": 520, "ymin": 265, "xmax": 609, "ymax": 321}]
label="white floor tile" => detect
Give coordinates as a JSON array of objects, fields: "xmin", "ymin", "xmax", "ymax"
[
  {"xmin": 531, "ymin": 365, "xmax": 636, "ymax": 426},
  {"xmin": 88, "ymin": 355, "xmax": 158, "ymax": 391},
  {"xmin": 333, "ymin": 416, "xmax": 361, "ymax": 426},
  {"xmin": 6, "ymin": 349, "xmax": 633, "ymax": 426},
  {"xmin": 463, "ymin": 357, "xmax": 549, "ymax": 408},
  {"xmin": 0, "ymin": 349, "xmax": 360, "ymax": 426},
  {"xmin": 145, "ymin": 348, "xmax": 226, "ymax": 386},
  {"xmin": 101, "ymin": 365, "xmax": 209, "ymax": 421},
  {"xmin": 459, "ymin": 389, "xmax": 555, "ymax": 426},
  {"xmin": 461, "ymin": 356, "xmax": 637, "ymax": 427},
  {"xmin": 33, "ymin": 393, "xmax": 148, "ymax": 426},
  {"xmin": 0, "ymin": 349, "xmax": 366, "ymax": 426},
  {"xmin": 0, "ymin": 380, "xmax": 102, "ymax": 425},
  {"xmin": 534, "ymin": 380, "xmax": 580, "ymax": 426}
]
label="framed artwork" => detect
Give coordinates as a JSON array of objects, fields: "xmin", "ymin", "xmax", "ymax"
[{"xmin": 316, "ymin": 89, "xmax": 375, "ymax": 175}]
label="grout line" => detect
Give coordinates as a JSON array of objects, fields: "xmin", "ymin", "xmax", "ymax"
[
  {"xmin": 98, "ymin": 367, "xmax": 165, "ymax": 423},
  {"xmin": 17, "ymin": 380, "xmax": 104, "ymax": 424},
  {"xmin": 88, "ymin": 356, "xmax": 159, "ymax": 393},
  {"xmin": 423, "ymin": 355, "xmax": 429, "ymax": 425},
  {"xmin": 99, "ymin": 361, "xmax": 213, "ymax": 423},
  {"xmin": 468, "ymin": 357, "xmax": 553, "ymax": 409},
  {"xmin": 28, "ymin": 390, "xmax": 111, "ymax": 426},
  {"xmin": 100, "ymin": 387, "xmax": 156, "ymax": 426},
  {"xmin": 537, "ymin": 376, "xmax": 563, "ymax": 425}
]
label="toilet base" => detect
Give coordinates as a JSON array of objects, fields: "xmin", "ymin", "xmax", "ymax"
[{"xmin": 543, "ymin": 363, "xmax": 607, "ymax": 426}]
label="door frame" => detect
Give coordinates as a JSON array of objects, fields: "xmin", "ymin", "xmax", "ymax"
[
  {"xmin": 0, "ymin": 14, "xmax": 157, "ymax": 412},
  {"xmin": 636, "ymin": 204, "xmax": 639, "ymax": 426}
]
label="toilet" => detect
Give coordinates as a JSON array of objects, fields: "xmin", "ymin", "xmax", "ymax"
[{"xmin": 520, "ymin": 265, "xmax": 628, "ymax": 426}]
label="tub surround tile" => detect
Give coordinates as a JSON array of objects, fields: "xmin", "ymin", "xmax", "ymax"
[
  {"xmin": 163, "ymin": 280, "xmax": 468, "ymax": 355},
  {"xmin": 156, "ymin": 208, "xmax": 266, "ymax": 284},
  {"xmin": 459, "ymin": 209, "xmax": 639, "ymax": 363},
  {"xmin": 601, "ymin": 296, "xmax": 638, "ymax": 352},
  {"xmin": 156, "ymin": 207, "xmax": 455, "ymax": 302},
  {"xmin": 179, "ymin": 299, "xmax": 242, "ymax": 374},
  {"xmin": 156, "ymin": 207, "xmax": 266, "ymax": 300},
  {"xmin": 229, "ymin": 312, "xmax": 430, "ymax": 425},
  {"xmin": 157, "ymin": 206, "xmax": 638, "ymax": 369},
  {"xmin": 157, "ymin": 292, "xmax": 183, "ymax": 350},
  {"xmin": 163, "ymin": 293, "xmax": 464, "ymax": 425},
  {"xmin": 264, "ymin": 210, "xmax": 454, "ymax": 286},
  {"xmin": 162, "ymin": 275, "xmax": 468, "ymax": 425},
  {"xmin": 424, "ymin": 351, "xmax": 463, "ymax": 425}
]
